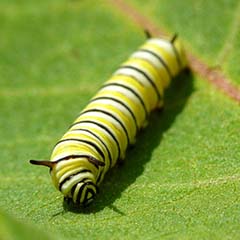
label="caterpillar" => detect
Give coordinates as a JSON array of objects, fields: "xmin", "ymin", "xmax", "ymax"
[{"xmin": 30, "ymin": 32, "xmax": 187, "ymax": 206}]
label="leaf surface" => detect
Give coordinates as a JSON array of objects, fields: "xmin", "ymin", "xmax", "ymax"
[{"xmin": 0, "ymin": 1, "xmax": 240, "ymax": 239}]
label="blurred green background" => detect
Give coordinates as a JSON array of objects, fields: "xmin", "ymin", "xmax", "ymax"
[{"xmin": 0, "ymin": 1, "xmax": 240, "ymax": 239}]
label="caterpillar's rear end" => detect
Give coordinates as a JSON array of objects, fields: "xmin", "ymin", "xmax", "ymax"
[{"xmin": 30, "ymin": 33, "xmax": 187, "ymax": 206}]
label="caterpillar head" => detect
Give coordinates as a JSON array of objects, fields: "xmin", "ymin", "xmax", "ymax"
[{"xmin": 30, "ymin": 156, "xmax": 103, "ymax": 206}]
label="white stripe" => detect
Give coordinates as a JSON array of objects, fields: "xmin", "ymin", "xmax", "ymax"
[
  {"xmin": 58, "ymin": 166, "xmax": 87, "ymax": 187},
  {"xmin": 114, "ymin": 67, "xmax": 152, "ymax": 87},
  {"xmin": 99, "ymin": 85, "xmax": 143, "ymax": 108},
  {"xmin": 78, "ymin": 111, "xmax": 127, "ymax": 140},
  {"xmin": 89, "ymin": 99, "xmax": 131, "ymax": 118},
  {"xmin": 148, "ymin": 39, "xmax": 174, "ymax": 56},
  {"xmin": 130, "ymin": 51, "xmax": 164, "ymax": 70},
  {"xmin": 61, "ymin": 172, "xmax": 92, "ymax": 195}
]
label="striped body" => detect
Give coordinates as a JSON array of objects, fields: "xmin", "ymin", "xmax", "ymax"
[{"xmin": 31, "ymin": 36, "xmax": 187, "ymax": 206}]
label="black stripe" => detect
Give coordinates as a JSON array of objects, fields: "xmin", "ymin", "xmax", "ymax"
[
  {"xmin": 116, "ymin": 73, "xmax": 144, "ymax": 87},
  {"xmin": 140, "ymin": 49, "xmax": 173, "ymax": 79},
  {"xmin": 119, "ymin": 65, "xmax": 162, "ymax": 101},
  {"xmin": 59, "ymin": 169, "xmax": 91, "ymax": 191},
  {"xmin": 55, "ymin": 138, "xmax": 105, "ymax": 161},
  {"xmin": 171, "ymin": 43, "xmax": 182, "ymax": 70},
  {"xmin": 83, "ymin": 188, "xmax": 96, "ymax": 205},
  {"xmin": 71, "ymin": 182, "xmax": 78, "ymax": 197},
  {"xmin": 71, "ymin": 178, "xmax": 90, "ymax": 197},
  {"xmin": 53, "ymin": 154, "xmax": 90, "ymax": 162},
  {"xmin": 101, "ymin": 83, "xmax": 148, "ymax": 119},
  {"xmin": 82, "ymin": 183, "xmax": 96, "ymax": 205},
  {"xmin": 79, "ymin": 109, "xmax": 130, "ymax": 145},
  {"xmin": 90, "ymin": 97, "xmax": 139, "ymax": 131},
  {"xmin": 96, "ymin": 169, "xmax": 103, "ymax": 184},
  {"xmin": 76, "ymin": 181, "xmax": 96, "ymax": 204},
  {"xmin": 76, "ymin": 182, "xmax": 88, "ymax": 204},
  {"xmin": 53, "ymin": 154, "xmax": 103, "ymax": 169},
  {"xmin": 71, "ymin": 128, "xmax": 112, "ymax": 166},
  {"xmin": 70, "ymin": 120, "xmax": 121, "ymax": 162}
]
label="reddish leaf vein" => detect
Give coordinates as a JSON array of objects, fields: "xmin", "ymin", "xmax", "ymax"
[{"xmin": 108, "ymin": 0, "xmax": 240, "ymax": 103}]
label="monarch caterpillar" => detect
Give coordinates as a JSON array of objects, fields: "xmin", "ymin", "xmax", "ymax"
[{"xmin": 30, "ymin": 32, "xmax": 187, "ymax": 206}]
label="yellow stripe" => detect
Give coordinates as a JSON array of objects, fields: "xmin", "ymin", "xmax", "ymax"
[
  {"xmin": 123, "ymin": 58, "xmax": 162, "ymax": 82},
  {"xmin": 73, "ymin": 114, "xmax": 127, "ymax": 160},
  {"xmin": 50, "ymin": 159, "xmax": 98, "ymax": 190},
  {"xmin": 84, "ymin": 101, "xmax": 136, "ymax": 144},
  {"xmin": 107, "ymin": 75, "xmax": 151, "ymax": 112},
  {"xmin": 53, "ymin": 145, "xmax": 100, "ymax": 161},
  {"xmin": 68, "ymin": 122, "xmax": 119, "ymax": 167},
  {"xmin": 61, "ymin": 131, "xmax": 109, "ymax": 165},
  {"xmin": 174, "ymin": 39, "xmax": 187, "ymax": 68},
  {"xmin": 92, "ymin": 90, "xmax": 145, "ymax": 128},
  {"xmin": 121, "ymin": 58, "xmax": 164, "ymax": 108},
  {"xmin": 143, "ymin": 42, "xmax": 179, "ymax": 77},
  {"xmin": 139, "ymin": 43, "xmax": 172, "ymax": 87}
]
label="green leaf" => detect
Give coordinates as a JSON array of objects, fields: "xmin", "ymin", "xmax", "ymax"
[
  {"xmin": 130, "ymin": 0, "xmax": 240, "ymax": 84},
  {"xmin": 0, "ymin": 209, "xmax": 55, "ymax": 240},
  {"xmin": 1, "ymin": 1, "xmax": 240, "ymax": 239}
]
